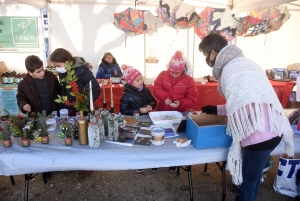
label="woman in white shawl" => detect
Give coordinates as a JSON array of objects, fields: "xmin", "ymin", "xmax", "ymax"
[{"xmin": 198, "ymin": 33, "xmax": 294, "ymax": 201}]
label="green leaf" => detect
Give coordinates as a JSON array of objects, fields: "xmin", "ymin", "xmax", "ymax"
[
  {"xmin": 63, "ymin": 96, "xmax": 68, "ymax": 101},
  {"xmin": 70, "ymin": 92, "xmax": 74, "ymax": 96},
  {"xmin": 66, "ymin": 85, "xmax": 71, "ymax": 89},
  {"xmin": 55, "ymin": 99, "xmax": 61, "ymax": 103}
]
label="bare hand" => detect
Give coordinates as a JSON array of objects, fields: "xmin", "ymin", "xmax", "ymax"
[
  {"xmin": 140, "ymin": 107, "xmax": 148, "ymax": 114},
  {"xmin": 164, "ymin": 99, "xmax": 172, "ymax": 105},
  {"xmin": 146, "ymin": 105, "xmax": 152, "ymax": 111},
  {"xmin": 23, "ymin": 104, "xmax": 31, "ymax": 112},
  {"xmin": 114, "ymin": 70, "xmax": 118, "ymax": 76},
  {"xmin": 170, "ymin": 100, "xmax": 179, "ymax": 108}
]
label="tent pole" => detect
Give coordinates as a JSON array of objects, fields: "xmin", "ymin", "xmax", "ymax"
[
  {"xmin": 192, "ymin": 32, "xmax": 195, "ymax": 78},
  {"xmin": 144, "ymin": 33, "xmax": 146, "ymax": 78}
]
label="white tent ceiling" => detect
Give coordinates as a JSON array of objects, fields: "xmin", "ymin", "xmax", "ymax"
[{"xmin": 2, "ymin": 0, "xmax": 300, "ymax": 12}]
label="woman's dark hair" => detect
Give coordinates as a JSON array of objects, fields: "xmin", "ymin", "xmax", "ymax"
[
  {"xmin": 198, "ymin": 33, "xmax": 228, "ymax": 55},
  {"xmin": 50, "ymin": 48, "xmax": 73, "ymax": 63},
  {"xmin": 25, "ymin": 55, "xmax": 43, "ymax": 72}
]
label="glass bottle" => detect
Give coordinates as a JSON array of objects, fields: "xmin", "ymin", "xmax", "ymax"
[{"xmin": 2, "ymin": 72, "xmax": 8, "ymax": 84}]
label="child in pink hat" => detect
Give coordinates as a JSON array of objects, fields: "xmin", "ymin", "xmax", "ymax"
[
  {"xmin": 154, "ymin": 51, "xmax": 198, "ymax": 112},
  {"xmin": 120, "ymin": 64, "xmax": 158, "ymax": 173},
  {"xmin": 154, "ymin": 50, "xmax": 198, "ymax": 172},
  {"xmin": 120, "ymin": 64, "xmax": 157, "ymax": 116}
]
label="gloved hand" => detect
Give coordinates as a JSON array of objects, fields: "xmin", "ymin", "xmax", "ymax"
[{"xmin": 201, "ymin": 105, "xmax": 217, "ymax": 115}]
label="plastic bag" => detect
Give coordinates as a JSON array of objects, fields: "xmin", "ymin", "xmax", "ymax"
[{"xmin": 273, "ymin": 155, "xmax": 300, "ymax": 197}]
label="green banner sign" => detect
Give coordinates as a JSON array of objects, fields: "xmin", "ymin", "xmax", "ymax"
[{"xmin": 0, "ymin": 16, "xmax": 39, "ymax": 53}]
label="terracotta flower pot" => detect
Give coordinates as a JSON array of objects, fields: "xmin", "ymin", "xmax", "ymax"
[
  {"xmin": 64, "ymin": 137, "xmax": 72, "ymax": 146},
  {"xmin": 3, "ymin": 139, "xmax": 12, "ymax": 148},
  {"xmin": 41, "ymin": 136, "xmax": 49, "ymax": 144},
  {"xmin": 22, "ymin": 139, "xmax": 30, "ymax": 147}
]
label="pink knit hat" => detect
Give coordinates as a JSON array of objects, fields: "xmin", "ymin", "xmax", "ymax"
[
  {"xmin": 168, "ymin": 51, "xmax": 185, "ymax": 74},
  {"xmin": 121, "ymin": 64, "xmax": 142, "ymax": 84}
]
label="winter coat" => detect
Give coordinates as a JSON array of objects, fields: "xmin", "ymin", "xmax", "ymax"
[
  {"xmin": 96, "ymin": 58, "xmax": 123, "ymax": 79},
  {"xmin": 17, "ymin": 71, "xmax": 61, "ymax": 114},
  {"xmin": 59, "ymin": 57, "xmax": 101, "ymax": 115},
  {"xmin": 154, "ymin": 70, "xmax": 198, "ymax": 112},
  {"xmin": 120, "ymin": 83, "xmax": 157, "ymax": 115}
]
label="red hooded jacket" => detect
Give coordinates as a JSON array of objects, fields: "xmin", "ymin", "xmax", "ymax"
[{"xmin": 153, "ymin": 70, "xmax": 198, "ymax": 111}]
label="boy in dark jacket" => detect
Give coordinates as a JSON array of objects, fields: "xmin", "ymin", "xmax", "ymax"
[
  {"xmin": 17, "ymin": 55, "xmax": 60, "ymax": 116},
  {"xmin": 120, "ymin": 65, "xmax": 156, "ymax": 116},
  {"xmin": 120, "ymin": 65, "xmax": 157, "ymax": 173}
]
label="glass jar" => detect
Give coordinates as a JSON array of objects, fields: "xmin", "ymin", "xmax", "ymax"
[
  {"xmin": 60, "ymin": 109, "xmax": 69, "ymax": 121},
  {"xmin": 46, "ymin": 118, "xmax": 56, "ymax": 131}
]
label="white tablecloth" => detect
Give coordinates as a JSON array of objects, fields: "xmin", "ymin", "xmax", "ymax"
[{"xmin": 1, "ymin": 116, "xmax": 299, "ymax": 176}]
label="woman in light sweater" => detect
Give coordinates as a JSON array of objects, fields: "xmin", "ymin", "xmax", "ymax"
[{"xmin": 199, "ymin": 33, "xmax": 294, "ymax": 201}]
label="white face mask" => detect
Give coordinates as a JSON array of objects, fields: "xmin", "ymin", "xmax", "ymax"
[{"xmin": 56, "ymin": 67, "xmax": 67, "ymax": 73}]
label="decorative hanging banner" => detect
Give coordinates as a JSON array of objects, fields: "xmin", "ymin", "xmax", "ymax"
[
  {"xmin": 0, "ymin": 16, "xmax": 39, "ymax": 53},
  {"xmin": 0, "ymin": 89, "xmax": 19, "ymax": 115}
]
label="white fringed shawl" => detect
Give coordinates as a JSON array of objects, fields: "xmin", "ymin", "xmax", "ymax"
[{"xmin": 213, "ymin": 45, "xmax": 294, "ymax": 185}]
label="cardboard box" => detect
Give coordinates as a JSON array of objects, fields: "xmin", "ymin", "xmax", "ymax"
[{"xmin": 186, "ymin": 114, "xmax": 232, "ymax": 149}]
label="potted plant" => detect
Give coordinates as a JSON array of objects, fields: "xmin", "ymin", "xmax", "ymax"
[
  {"xmin": 0, "ymin": 121, "xmax": 13, "ymax": 148},
  {"xmin": 61, "ymin": 121, "xmax": 73, "ymax": 146},
  {"xmin": 55, "ymin": 61, "xmax": 89, "ymax": 145},
  {"xmin": 10, "ymin": 114, "xmax": 27, "ymax": 137},
  {"xmin": 21, "ymin": 127, "xmax": 35, "ymax": 147},
  {"xmin": 37, "ymin": 110, "xmax": 50, "ymax": 144}
]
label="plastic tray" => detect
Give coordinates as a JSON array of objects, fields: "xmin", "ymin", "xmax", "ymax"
[{"xmin": 149, "ymin": 111, "xmax": 182, "ymax": 124}]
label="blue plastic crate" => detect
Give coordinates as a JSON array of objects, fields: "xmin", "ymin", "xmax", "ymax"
[{"xmin": 186, "ymin": 115, "xmax": 232, "ymax": 149}]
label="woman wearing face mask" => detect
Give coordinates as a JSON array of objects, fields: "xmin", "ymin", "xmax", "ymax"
[
  {"xmin": 50, "ymin": 48, "xmax": 101, "ymax": 116},
  {"xmin": 199, "ymin": 33, "xmax": 294, "ymax": 201}
]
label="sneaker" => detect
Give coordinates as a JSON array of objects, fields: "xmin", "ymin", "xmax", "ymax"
[
  {"xmin": 136, "ymin": 169, "xmax": 144, "ymax": 173},
  {"xmin": 152, "ymin": 168, "xmax": 159, "ymax": 172},
  {"xmin": 169, "ymin": 166, "xmax": 177, "ymax": 173}
]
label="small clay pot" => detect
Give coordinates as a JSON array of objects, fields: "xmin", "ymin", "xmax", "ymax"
[
  {"xmin": 22, "ymin": 139, "xmax": 30, "ymax": 147},
  {"xmin": 41, "ymin": 136, "xmax": 49, "ymax": 144},
  {"xmin": 3, "ymin": 139, "xmax": 12, "ymax": 148},
  {"xmin": 64, "ymin": 137, "xmax": 72, "ymax": 146}
]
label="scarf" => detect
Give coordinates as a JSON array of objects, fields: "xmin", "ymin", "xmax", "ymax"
[{"xmin": 213, "ymin": 45, "xmax": 294, "ymax": 185}]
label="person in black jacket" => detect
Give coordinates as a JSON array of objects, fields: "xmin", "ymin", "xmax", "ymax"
[
  {"xmin": 120, "ymin": 65, "xmax": 156, "ymax": 116},
  {"xmin": 17, "ymin": 55, "xmax": 60, "ymax": 179},
  {"xmin": 120, "ymin": 65, "xmax": 157, "ymax": 173},
  {"xmin": 50, "ymin": 48, "xmax": 101, "ymax": 116},
  {"xmin": 17, "ymin": 55, "xmax": 60, "ymax": 116}
]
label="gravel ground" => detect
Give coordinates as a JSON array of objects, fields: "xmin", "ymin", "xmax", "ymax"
[{"xmin": 0, "ymin": 156, "xmax": 297, "ymax": 201}]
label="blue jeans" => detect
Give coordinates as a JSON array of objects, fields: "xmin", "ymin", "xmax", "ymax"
[{"xmin": 238, "ymin": 148, "xmax": 274, "ymax": 201}]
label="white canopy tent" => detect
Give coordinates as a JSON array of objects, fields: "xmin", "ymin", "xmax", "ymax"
[
  {"xmin": 5, "ymin": 0, "xmax": 300, "ymax": 12},
  {"xmin": 0, "ymin": 0, "xmax": 300, "ymax": 78}
]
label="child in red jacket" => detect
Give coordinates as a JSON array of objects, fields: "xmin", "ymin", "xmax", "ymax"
[
  {"xmin": 153, "ymin": 51, "xmax": 198, "ymax": 112},
  {"xmin": 154, "ymin": 51, "xmax": 198, "ymax": 172}
]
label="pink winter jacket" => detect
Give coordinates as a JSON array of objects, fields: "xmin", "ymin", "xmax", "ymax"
[{"xmin": 217, "ymin": 104, "xmax": 278, "ymax": 147}]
